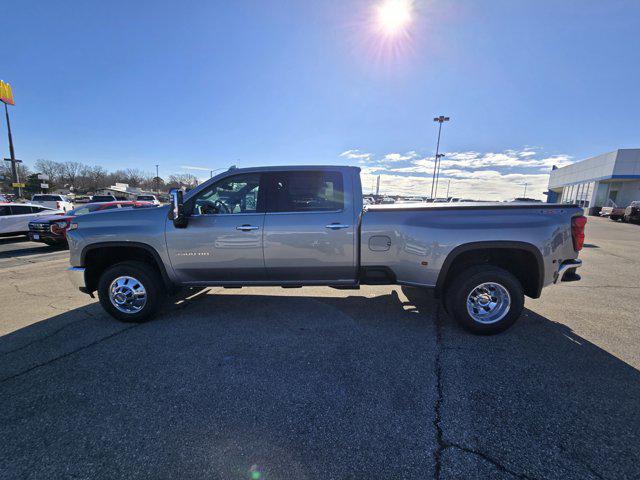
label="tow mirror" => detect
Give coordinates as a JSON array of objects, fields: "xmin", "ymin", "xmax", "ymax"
[{"xmin": 171, "ymin": 189, "xmax": 188, "ymax": 228}]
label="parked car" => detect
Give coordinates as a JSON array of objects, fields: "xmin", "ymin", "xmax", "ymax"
[
  {"xmin": 380, "ymin": 197, "xmax": 395, "ymax": 204},
  {"xmin": 65, "ymin": 165, "xmax": 586, "ymax": 335},
  {"xmin": 91, "ymin": 194, "xmax": 118, "ymax": 203},
  {"xmin": 0, "ymin": 203, "xmax": 64, "ymax": 237},
  {"xmin": 31, "ymin": 194, "xmax": 74, "ymax": 212},
  {"xmin": 622, "ymin": 201, "xmax": 640, "ymax": 223},
  {"xmin": 29, "ymin": 201, "xmax": 154, "ymax": 246},
  {"xmin": 604, "ymin": 207, "xmax": 626, "ymax": 221},
  {"xmin": 0, "ymin": 194, "xmax": 7, "ymax": 202},
  {"xmin": 136, "ymin": 194, "xmax": 161, "ymax": 205}
]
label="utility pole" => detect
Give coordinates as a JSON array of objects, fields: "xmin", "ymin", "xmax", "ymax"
[
  {"xmin": 3, "ymin": 102, "xmax": 21, "ymax": 198},
  {"xmin": 522, "ymin": 182, "xmax": 528, "ymax": 198},
  {"xmin": 155, "ymin": 164, "xmax": 160, "ymax": 194},
  {"xmin": 430, "ymin": 115, "xmax": 450, "ymax": 199}
]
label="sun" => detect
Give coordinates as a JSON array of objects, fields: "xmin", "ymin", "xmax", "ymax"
[{"xmin": 376, "ymin": 0, "xmax": 413, "ymax": 36}]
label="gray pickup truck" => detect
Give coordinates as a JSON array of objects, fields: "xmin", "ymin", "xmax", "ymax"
[{"xmin": 66, "ymin": 165, "xmax": 586, "ymax": 334}]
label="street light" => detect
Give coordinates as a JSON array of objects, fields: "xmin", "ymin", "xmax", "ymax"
[
  {"xmin": 434, "ymin": 153, "xmax": 445, "ymax": 199},
  {"xmin": 430, "ymin": 115, "xmax": 450, "ymax": 199}
]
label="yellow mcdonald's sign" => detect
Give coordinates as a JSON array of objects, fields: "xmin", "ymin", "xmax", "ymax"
[{"xmin": 0, "ymin": 80, "xmax": 15, "ymax": 105}]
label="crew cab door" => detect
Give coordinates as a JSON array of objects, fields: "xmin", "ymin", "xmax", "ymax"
[
  {"xmin": 164, "ymin": 172, "xmax": 266, "ymax": 283},
  {"xmin": 262, "ymin": 170, "xmax": 357, "ymax": 282}
]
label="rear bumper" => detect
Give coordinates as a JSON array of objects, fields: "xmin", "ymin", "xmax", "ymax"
[
  {"xmin": 28, "ymin": 231, "xmax": 65, "ymax": 243},
  {"xmin": 554, "ymin": 259, "xmax": 582, "ymax": 284},
  {"xmin": 67, "ymin": 267, "xmax": 88, "ymax": 293}
]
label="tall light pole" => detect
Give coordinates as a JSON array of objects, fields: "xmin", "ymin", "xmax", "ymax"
[
  {"xmin": 430, "ymin": 115, "xmax": 450, "ymax": 199},
  {"xmin": 445, "ymin": 179, "xmax": 451, "ymax": 199},
  {"xmin": 434, "ymin": 153, "xmax": 445, "ymax": 199},
  {"xmin": 155, "ymin": 164, "xmax": 160, "ymax": 194},
  {"xmin": 522, "ymin": 182, "xmax": 528, "ymax": 198}
]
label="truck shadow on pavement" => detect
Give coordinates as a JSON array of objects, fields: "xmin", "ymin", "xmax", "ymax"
[{"xmin": 0, "ymin": 288, "xmax": 638, "ymax": 479}]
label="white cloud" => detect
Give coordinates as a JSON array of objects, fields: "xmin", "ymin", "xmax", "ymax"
[
  {"xmin": 349, "ymin": 146, "xmax": 573, "ymax": 200},
  {"xmin": 181, "ymin": 165, "xmax": 213, "ymax": 171},
  {"xmin": 340, "ymin": 149, "xmax": 372, "ymax": 161},
  {"xmin": 382, "ymin": 151, "xmax": 418, "ymax": 162}
]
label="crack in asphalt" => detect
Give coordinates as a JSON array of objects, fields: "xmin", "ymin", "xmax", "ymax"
[
  {"xmin": 0, "ymin": 325, "xmax": 138, "ymax": 384},
  {"xmin": 433, "ymin": 303, "xmax": 445, "ymax": 480},
  {"xmin": 0, "ymin": 311, "xmax": 93, "ymax": 357},
  {"xmin": 433, "ymin": 306, "xmax": 538, "ymax": 480},
  {"xmin": 557, "ymin": 444, "xmax": 607, "ymax": 480}
]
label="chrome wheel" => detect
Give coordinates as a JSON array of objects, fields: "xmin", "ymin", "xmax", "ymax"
[
  {"xmin": 466, "ymin": 282, "xmax": 511, "ymax": 324},
  {"xmin": 109, "ymin": 276, "xmax": 147, "ymax": 314}
]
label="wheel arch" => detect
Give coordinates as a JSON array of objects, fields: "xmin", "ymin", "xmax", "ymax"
[
  {"xmin": 435, "ymin": 241, "xmax": 544, "ymax": 299},
  {"xmin": 81, "ymin": 242, "xmax": 173, "ymax": 294}
]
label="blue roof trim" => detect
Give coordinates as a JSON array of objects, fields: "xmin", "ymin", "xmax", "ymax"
[{"xmin": 549, "ymin": 174, "xmax": 640, "ymax": 188}]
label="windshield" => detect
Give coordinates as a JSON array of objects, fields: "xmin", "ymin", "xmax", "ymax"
[
  {"xmin": 137, "ymin": 196, "xmax": 155, "ymax": 201},
  {"xmin": 67, "ymin": 204, "xmax": 105, "ymax": 216}
]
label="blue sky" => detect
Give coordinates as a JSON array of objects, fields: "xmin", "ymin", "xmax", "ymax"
[{"xmin": 3, "ymin": 0, "xmax": 639, "ymax": 199}]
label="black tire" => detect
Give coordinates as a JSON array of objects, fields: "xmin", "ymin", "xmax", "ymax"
[
  {"xmin": 98, "ymin": 261, "xmax": 164, "ymax": 323},
  {"xmin": 445, "ymin": 265, "xmax": 524, "ymax": 335}
]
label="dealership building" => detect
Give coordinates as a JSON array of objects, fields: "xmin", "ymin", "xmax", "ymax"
[{"xmin": 547, "ymin": 149, "xmax": 640, "ymax": 214}]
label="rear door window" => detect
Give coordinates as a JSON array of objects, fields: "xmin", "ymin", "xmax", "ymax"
[
  {"xmin": 9, "ymin": 205, "xmax": 32, "ymax": 215},
  {"xmin": 266, "ymin": 171, "xmax": 344, "ymax": 213}
]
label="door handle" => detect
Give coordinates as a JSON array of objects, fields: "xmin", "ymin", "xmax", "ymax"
[
  {"xmin": 325, "ymin": 223, "xmax": 350, "ymax": 230},
  {"xmin": 236, "ymin": 224, "xmax": 259, "ymax": 231}
]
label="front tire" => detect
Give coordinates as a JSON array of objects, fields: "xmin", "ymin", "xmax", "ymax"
[
  {"xmin": 445, "ymin": 266, "xmax": 524, "ymax": 335},
  {"xmin": 98, "ymin": 261, "xmax": 164, "ymax": 323}
]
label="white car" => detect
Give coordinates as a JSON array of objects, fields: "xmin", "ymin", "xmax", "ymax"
[
  {"xmin": 0, "ymin": 203, "xmax": 64, "ymax": 236},
  {"xmin": 136, "ymin": 194, "xmax": 161, "ymax": 205},
  {"xmin": 31, "ymin": 194, "xmax": 74, "ymax": 212}
]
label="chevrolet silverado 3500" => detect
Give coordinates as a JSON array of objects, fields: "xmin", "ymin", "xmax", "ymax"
[{"xmin": 66, "ymin": 165, "xmax": 586, "ymax": 334}]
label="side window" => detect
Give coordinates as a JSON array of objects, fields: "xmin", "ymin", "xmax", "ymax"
[
  {"xmin": 31, "ymin": 207, "xmax": 44, "ymax": 213},
  {"xmin": 9, "ymin": 205, "xmax": 32, "ymax": 215},
  {"xmin": 0, "ymin": 206, "xmax": 10, "ymax": 216},
  {"xmin": 268, "ymin": 171, "xmax": 344, "ymax": 213},
  {"xmin": 191, "ymin": 173, "xmax": 262, "ymax": 215}
]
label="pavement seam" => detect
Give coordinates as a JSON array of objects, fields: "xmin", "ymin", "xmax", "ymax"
[
  {"xmin": 0, "ymin": 314, "xmax": 91, "ymax": 357},
  {"xmin": 0, "ymin": 325, "xmax": 137, "ymax": 384},
  {"xmin": 433, "ymin": 303, "xmax": 445, "ymax": 480},
  {"xmin": 433, "ymin": 308, "xmax": 538, "ymax": 480}
]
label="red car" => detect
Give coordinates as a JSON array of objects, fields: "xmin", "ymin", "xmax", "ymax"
[{"xmin": 28, "ymin": 201, "xmax": 154, "ymax": 246}]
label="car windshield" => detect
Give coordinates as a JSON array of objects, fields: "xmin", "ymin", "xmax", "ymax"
[
  {"xmin": 67, "ymin": 204, "xmax": 105, "ymax": 216},
  {"xmin": 137, "ymin": 196, "xmax": 154, "ymax": 201}
]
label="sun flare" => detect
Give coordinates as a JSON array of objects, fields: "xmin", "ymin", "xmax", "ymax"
[{"xmin": 376, "ymin": 0, "xmax": 413, "ymax": 35}]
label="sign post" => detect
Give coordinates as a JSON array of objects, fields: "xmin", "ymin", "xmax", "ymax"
[{"xmin": 1, "ymin": 80, "xmax": 19, "ymax": 197}]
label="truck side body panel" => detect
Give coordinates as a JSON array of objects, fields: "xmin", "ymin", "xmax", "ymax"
[{"xmin": 360, "ymin": 204, "xmax": 581, "ymax": 288}]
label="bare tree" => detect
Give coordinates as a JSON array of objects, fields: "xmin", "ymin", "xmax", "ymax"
[
  {"xmin": 124, "ymin": 168, "xmax": 151, "ymax": 188},
  {"xmin": 34, "ymin": 159, "xmax": 64, "ymax": 189},
  {"xmin": 61, "ymin": 161, "xmax": 83, "ymax": 188},
  {"xmin": 167, "ymin": 173, "xmax": 199, "ymax": 190}
]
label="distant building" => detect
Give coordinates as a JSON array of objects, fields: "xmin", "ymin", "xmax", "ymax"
[
  {"xmin": 97, "ymin": 182, "xmax": 154, "ymax": 200},
  {"xmin": 547, "ymin": 149, "xmax": 640, "ymax": 214}
]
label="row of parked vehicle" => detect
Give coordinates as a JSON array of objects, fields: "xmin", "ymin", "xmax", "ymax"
[
  {"xmin": 599, "ymin": 201, "xmax": 640, "ymax": 223},
  {"xmin": 0, "ymin": 193, "xmax": 161, "ymax": 247}
]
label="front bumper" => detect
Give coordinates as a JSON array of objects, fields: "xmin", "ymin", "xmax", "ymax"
[
  {"xmin": 554, "ymin": 259, "xmax": 582, "ymax": 284},
  {"xmin": 67, "ymin": 267, "xmax": 88, "ymax": 293}
]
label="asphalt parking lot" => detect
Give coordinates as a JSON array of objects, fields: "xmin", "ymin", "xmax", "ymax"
[{"xmin": 0, "ymin": 216, "xmax": 638, "ymax": 480}]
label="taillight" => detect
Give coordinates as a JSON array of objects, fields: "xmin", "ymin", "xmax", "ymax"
[
  {"xmin": 50, "ymin": 219, "xmax": 71, "ymax": 236},
  {"xmin": 56, "ymin": 201, "xmax": 61, "ymax": 209},
  {"xmin": 571, "ymin": 216, "xmax": 587, "ymax": 251}
]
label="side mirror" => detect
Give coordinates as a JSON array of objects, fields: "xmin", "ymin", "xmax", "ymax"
[{"xmin": 171, "ymin": 189, "xmax": 188, "ymax": 228}]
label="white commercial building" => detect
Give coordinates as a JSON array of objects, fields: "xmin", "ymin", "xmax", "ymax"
[{"xmin": 547, "ymin": 149, "xmax": 640, "ymax": 214}]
